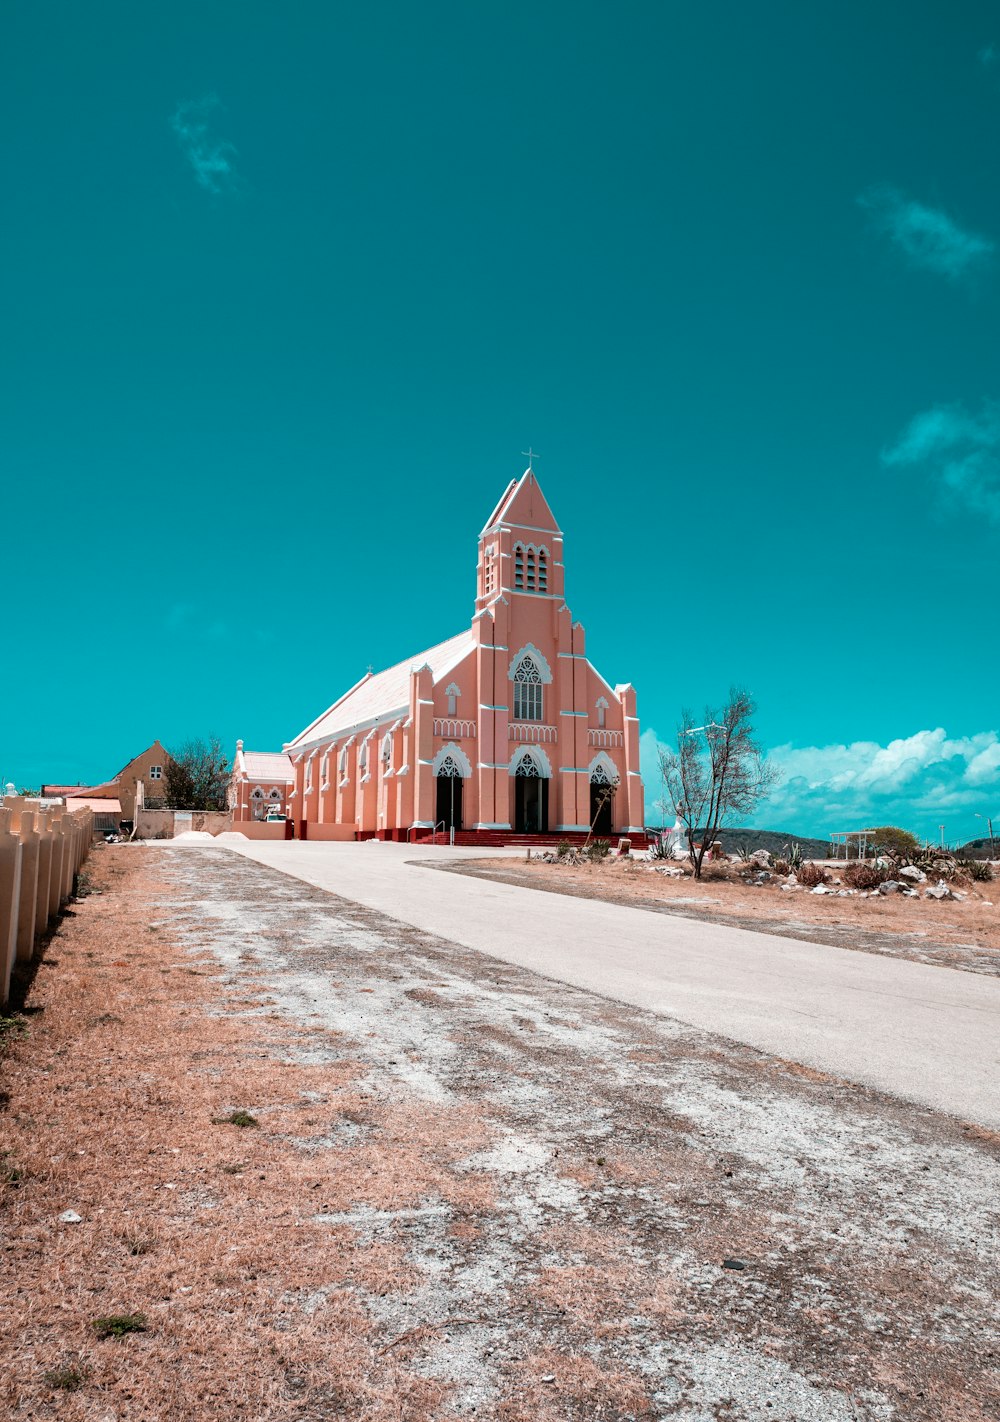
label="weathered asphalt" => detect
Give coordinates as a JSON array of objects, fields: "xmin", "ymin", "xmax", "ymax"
[{"xmin": 181, "ymin": 839, "xmax": 1000, "ymax": 1128}]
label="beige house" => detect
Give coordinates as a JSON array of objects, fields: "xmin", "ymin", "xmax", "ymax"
[{"xmin": 43, "ymin": 740, "xmax": 170, "ymax": 824}]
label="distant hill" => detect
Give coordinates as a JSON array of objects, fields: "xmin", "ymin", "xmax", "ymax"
[
  {"xmin": 956, "ymin": 837, "xmax": 996, "ymax": 860},
  {"xmin": 649, "ymin": 826, "xmax": 833, "ymax": 859}
]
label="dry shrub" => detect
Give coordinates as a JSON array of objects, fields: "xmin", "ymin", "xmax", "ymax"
[
  {"xmin": 842, "ymin": 860, "xmax": 885, "ymax": 890},
  {"xmin": 773, "ymin": 858, "xmax": 790, "ymax": 876},
  {"xmin": 796, "ymin": 861, "xmax": 828, "ymax": 888}
]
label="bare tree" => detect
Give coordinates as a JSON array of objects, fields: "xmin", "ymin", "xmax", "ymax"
[
  {"xmin": 163, "ymin": 737, "xmax": 230, "ymax": 811},
  {"xmin": 582, "ymin": 774, "xmax": 618, "ymax": 850},
  {"xmin": 658, "ymin": 689, "xmax": 778, "ymax": 880}
]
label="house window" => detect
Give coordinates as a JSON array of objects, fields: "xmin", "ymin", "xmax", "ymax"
[
  {"xmin": 149, "ymin": 765, "xmax": 162, "ymax": 780},
  {"xmin": 512, "ymin": 655, "xmax": 543, "ymax": 721}
]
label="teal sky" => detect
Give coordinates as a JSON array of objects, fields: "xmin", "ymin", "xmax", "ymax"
[{"xmin": 3, "ymin": 2, "xmax": 999, "ymax": 844}]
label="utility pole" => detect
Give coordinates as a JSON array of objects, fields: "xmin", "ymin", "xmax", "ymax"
[{"xmin": 975, "ymin": 813, "xmax": 996, "ymax": 860}]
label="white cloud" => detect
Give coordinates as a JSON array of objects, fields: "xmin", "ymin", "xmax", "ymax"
[
  {"xmin": 641, "ymin": 725, "xmax": 1000, "ymax": 843},
  {"xmin": 883, "ymin": 401, "xmax": 1000, "ymax": 522},
  {"xmin": 170, "ymin": 95, "xmax": 240, "ymax": 195},
  {"xmin": 859, "ymin": 186, "xmax": 994, "ymax": 281}
]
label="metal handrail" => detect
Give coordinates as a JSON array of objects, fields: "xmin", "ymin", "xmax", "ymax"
[{"xmin": 407, "ymin": 820, "xmax": 448, "ymax": 844}]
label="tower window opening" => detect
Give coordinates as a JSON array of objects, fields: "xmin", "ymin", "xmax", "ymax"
[
  {"xmin": 538, "ymin": 548, "xmax": 548, "ymax": 591},
  {"xmin": 512, "ymin": 655, "xmax": 543, "ymax": 721},
  {"xmin": 514, "ymin": 543, "xmax": 524, "ymax": 589},
  {"xmin": 526, "ymin": 548, "xmax": 536, "ymax": 592}
]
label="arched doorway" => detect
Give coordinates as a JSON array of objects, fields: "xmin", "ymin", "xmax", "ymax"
[
  {"xmin": 514, "ymin": 751, "xmax": 549, "ymax": 833},
  {"xmin": 589, "ymin": 762, "xmax": 616, "ymax": 836},
  {"xmin": 435, "ymin": 753, "xmax": 464, "ymax": 831}
]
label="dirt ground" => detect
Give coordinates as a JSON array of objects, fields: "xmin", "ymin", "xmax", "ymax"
[
  {"xmin": 1, "ymin": 844, "xmax": 998, "ymax": 1421},
  {"xmin": 441, "ymin": 856, "xmax": 1000, "ymax": 977}
]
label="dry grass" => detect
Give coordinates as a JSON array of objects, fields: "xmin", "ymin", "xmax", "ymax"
[{"xmin": 0, "ymin": 850, "xmax": 455, "ymax": 1420}]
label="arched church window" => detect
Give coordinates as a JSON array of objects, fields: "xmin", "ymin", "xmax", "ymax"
[
  {"xmin": 381, "ymin": 733, "xmax": 392, "ymax": 767},
  {"xmin": 591, "ymin": 762, "xmax": 614, "ymax": 785},
  {"xmin": 437, "ymin": 754, "xmax": 462, "ymax": 777},
  {"xmin": 268, "ymin": 787, "xmax": 282, "ymax": 800},
  {"xmin": 358, "ymin": 740, "xmax": 368, "ymax": 773},
  {"xmin": 526, "ymin": 547, "xmax": 536, "ymax": 592},
  {"xmin": 538, "ymin": 548, "xmax": 548, "ymax": 592},
  {"xmin": 339, "ymin": 745, "xmax": 349, "ymax": 778},
  {"xmin": 514, "ymin": 543, "xmax": 525, "ymax": 589},
  {"xmin": 512, "ymin": 655, "xmax": 543, "ymax": 721},
  {"xmin": 251, "ymin": 786, "xmax": 264, "ymax": 800},
  {"xmin": 446, "ymin": 683, "xmax": 460, "ymax": 716},
  {"xmin": 596, "ymin": 696, "xmax": 608, "ymax": 728},
  {"xmin": 516, "ymin": 751, "xmax": 541, "ymax": 776}
]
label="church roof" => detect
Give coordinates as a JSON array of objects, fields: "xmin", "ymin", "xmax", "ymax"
[
  {"xmin": 287, "ymin": 629, "xmax": 475, "ymax": 751},
  {"xmin": 242, "ymin": 751, "xmax": 295, "ymax": 782},
  {"xmin": 480, "ymin": 470, "xmax": 561, "ymax": 537}
]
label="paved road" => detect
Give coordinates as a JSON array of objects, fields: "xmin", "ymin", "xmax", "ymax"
[{"xmin": 204, "ymin": 839, "xmax": 1000, "ymax": 1128}]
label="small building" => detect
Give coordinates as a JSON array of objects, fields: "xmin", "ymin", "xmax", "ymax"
[
  {"xmin": 42, "ymin": 740, "xmax": 169, "ymax": 825},
  {"xmin": 284, "ymin": 469, "xmax": 644, "ymax": 841},
  {"xmin": 230, "ymin": 742, "xmax": 295, "ymax": 822}
]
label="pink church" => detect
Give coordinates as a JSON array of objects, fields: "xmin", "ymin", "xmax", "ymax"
[{"xmin": 285, "ymin": 470, "xmax": 645, "ymax": 842}]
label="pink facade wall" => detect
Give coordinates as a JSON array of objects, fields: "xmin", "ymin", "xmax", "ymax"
[{"xmin": 286, "ymin": 474, "xmax": 645, "ymax": 839}]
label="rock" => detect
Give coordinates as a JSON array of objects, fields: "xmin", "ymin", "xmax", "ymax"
[
  {"xmin": 878, "ymin": 881, "xmax": 901, "ymax": 895},
  {"xmin": 59, "ymin": 1210, "xmax": 82, "ymax": 1224},
  {"xmin": 749, "ymin": 849, "xmax": 772, "ymax": 867},
  {"xmin": 811, "ymin": 884, "xmax": 829, "ymax": 895},
  {"xmin": 925, "ymin": 882, "xmax": 955, "ymax": 901},
  {"xmin": 902, "ymin": 888, "xmax": 919, "ymax": 898},
  {"xmin": 899, "ymin": 865, "xmax": 926, "ymax": 883},
  {"xmin": 722, "ymin": 1258, "xmax": 747, "ymax": 1270}
]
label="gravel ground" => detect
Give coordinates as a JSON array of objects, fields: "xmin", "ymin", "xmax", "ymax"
[{"xmin": 2, "ymin": 844, "xmax": 998, "ymax": 1421}]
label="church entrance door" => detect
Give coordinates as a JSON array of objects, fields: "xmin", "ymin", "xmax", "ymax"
[
  {"xmin": 514, "ymin": 755, "xmax": 549, "ymax": 833},
  {"xmin": 435, "ymin": 769, "xmax": 463, "ymax": 831},
  {"xmin": 589, "ymin": 783, "xmax": 613, "ymax": 836}
]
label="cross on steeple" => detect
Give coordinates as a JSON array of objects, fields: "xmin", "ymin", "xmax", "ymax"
[{"xmin": 521, "ymin": 446, "xmax": 539, "ymax": 472}]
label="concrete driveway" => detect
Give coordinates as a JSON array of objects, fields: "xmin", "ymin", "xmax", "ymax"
[{"xmin": 210, "ymin": 838, "xmax": 1000, "ymax": 1128}]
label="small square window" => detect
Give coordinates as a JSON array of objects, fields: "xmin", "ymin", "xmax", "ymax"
[{"xmin": 149, "ymin": 765, "xmax": 162, "ymax": 780}]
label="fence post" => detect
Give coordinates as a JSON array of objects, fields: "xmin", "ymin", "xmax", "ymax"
[
  {"xmin": 48, "ymin": 810, "xmax": 66, "ymax": 921},
  {"xmin": 0, "ymin": 809, "xmax": 24, "ymax": 1010},
  {"xmin": 11, "ymin": 809, "xmax": 40, "ymax": 964},
  {"xmin": 34, "ymin": 808, "xmax": 54, "ymax": 937}
]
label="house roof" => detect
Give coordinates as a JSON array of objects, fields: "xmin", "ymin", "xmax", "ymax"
[
  {"xmin": 65, "ymin": 797, "xmax": 122, "ymax": 815},
  {"xmin": 41, "ymin": 785, "xmax": 90, "ymax": 799},
  {"xmin": 287, "ymin": 629, "xmax": 475, "ymax": 751},
  {"xmin": 242, "ymin": 751, "xmax": 294, "ymax": 783}
]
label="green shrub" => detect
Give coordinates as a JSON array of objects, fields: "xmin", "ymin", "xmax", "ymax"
[
  {"xmin": 960, "ymin": 858, "xmax": 994, "ymax": 882},
  {"xmin": 586, "ymin": 839, "xmax": 610, "ymax": 860},
  {"xmin": 91, "ymin": 1313, "xmax": 147, "ymax": 1339},
  {"xmin": 556, "ymin": 839, "xmax": 572, "ymax": 858}
]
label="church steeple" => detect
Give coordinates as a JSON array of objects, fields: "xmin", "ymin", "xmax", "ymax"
[{"xmin": 476, "ymin": 466, "xmax": 565, "ymax": 611}]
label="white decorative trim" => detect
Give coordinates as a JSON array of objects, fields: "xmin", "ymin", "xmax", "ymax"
[
  {"xmin": 556, "ymin": 824, "xmax": 590, "ymax": 832},
  {"xmin": 560, "ymin": 710, "xmax": 586, "ymax": 717},
  {"xmin": 474, "ymin": 821, "xmax": 512, "ymax": 830},
  {"xmin": 479, "ymin": 703, "xmax": 509, "ymax": 711},
  {"xmin": 596, "ymin": 696, "xmax": 609, "ymax": 710},
  {"xmin": 477, "ymin": 761, "xmax": 510, "ymax": 770},
  {"xmin": 445, "ymin": 682, "xmax": 461, "ymax": 697},
  {"xmin": 508, "ymin": 643, "xmax": 553, "ymax": 684},
  {"xmin": 587, "ymin": 750, "xmax": 619, "ymax": 783},
  {"xmin": 432, "ymin": 743, "xmax": 472, "ymax": 777},
  {"xmin": 509, "ymin": 743, "xmax": 553, "ymax": 778}
]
